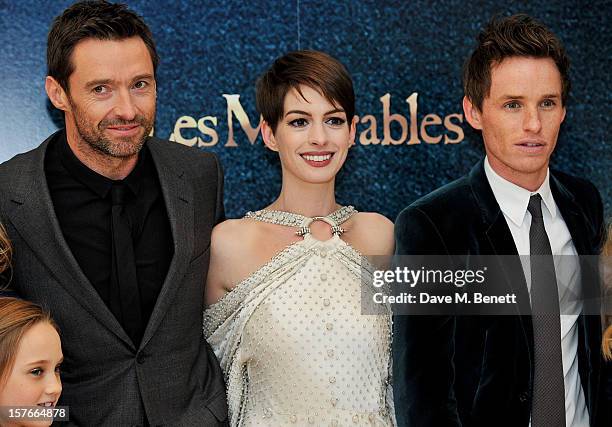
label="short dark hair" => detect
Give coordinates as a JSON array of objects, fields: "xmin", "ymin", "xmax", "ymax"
[
  {"xmin": 256, "ymin": 50, "xmax": 355, "ymax": 132},
  {"xmin": 463, "ymin": 14, "xmax": 571, "ymax": 110},
  {"xmin": 47, "ymin": 0, "xmax": 159, "ymax": 91}
]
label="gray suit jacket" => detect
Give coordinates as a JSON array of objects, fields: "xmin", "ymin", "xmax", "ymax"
[{"xmin": 0, "ymin": 131, "xmax": 228, "ymax": 426}]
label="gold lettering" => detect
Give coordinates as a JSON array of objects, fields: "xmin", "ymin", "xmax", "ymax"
[
  {"xmin": 420, "ymin": 113, "xmax": 442, "ymax": 144},
  {"xmin": 169, "ymin": 91, "xmax": 464, "ymax": 149},
  {"xmin": 359, "ymin": 115, "xmax": 380, "ymax": 145},
  {"xmin": 444, "ymin": 113, "xmax": 464, "ymax": 144},
  {"xmin": 406, "ymin": 93, "xmax": 420, "ymax": 145},
  {"xmin": 170, "ymin": 116, "xmax": 197, "ymax": 146},
  {"xmin": 197, "ymin": 116, "xmax": 219, "ymax": 147},
  {"xmin": 380, "ymin": 93, "xmax": 408, "ymax": 145},
  {"xmin": 223, "ymin": 94, "xmax": 261, "ymax": 147}
]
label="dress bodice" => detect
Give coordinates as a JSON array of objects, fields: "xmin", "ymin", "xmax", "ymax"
[{"xmin": 203, "ymin": 207, "xmax": 394, "ymax": 426}]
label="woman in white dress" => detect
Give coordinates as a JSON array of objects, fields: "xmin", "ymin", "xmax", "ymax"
[{"xmin": 204, "ymin": 50, "xmax": 395, "ymax": 426}]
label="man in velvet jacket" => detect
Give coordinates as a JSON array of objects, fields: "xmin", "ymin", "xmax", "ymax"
[
  {"xmin": 392, "ymin": 14, "xmax": 606, "ymax": 427},
  {"xmin": 0, "ymin": 2, "xmax": 227, "ymax": 425}
]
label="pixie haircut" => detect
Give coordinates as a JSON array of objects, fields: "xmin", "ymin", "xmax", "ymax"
[
  {"xmin": 256, "ymin": 50, "xmax": 355, "ymax": 132},
  {"xmin": 0, "ymin": 298, "xmax": 59, "ymax": 387},
  {"xmin": 47, "ymin": 0, "xmax": 159, "ymax": 91},
  {"xmin": 463, "ymin": 14, "xmax": 571, "ymax": 110}
]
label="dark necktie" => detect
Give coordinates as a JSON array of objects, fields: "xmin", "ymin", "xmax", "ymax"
[
  {"xmin": 528, "ymin": 194, "xmax": 566, "ymax": 427},
  {"xmin": 109, "ymin": 182, "xmax": 143, "ymax": 346}
]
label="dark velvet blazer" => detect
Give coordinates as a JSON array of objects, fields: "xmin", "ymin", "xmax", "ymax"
[
  {"xmin": 0, "ymin": 131, "xmax": 228, "ymax": 426},
  {"xmin": 392, "ymin": 160, "xmax": 606, "ymax": 427}
]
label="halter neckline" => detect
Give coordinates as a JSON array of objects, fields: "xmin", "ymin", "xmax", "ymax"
[{"xmin": 245, "ymin": 205, "xmax": 357, "ymax": 236}]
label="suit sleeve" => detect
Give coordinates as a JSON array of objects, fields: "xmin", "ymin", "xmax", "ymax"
[
  {"xmin": 212, "ymin": 153, "xmax": 225, "ymax": 224},
  {"xmin": 393, "ymin": 206, "xmax": 461, "ymax": 427}
]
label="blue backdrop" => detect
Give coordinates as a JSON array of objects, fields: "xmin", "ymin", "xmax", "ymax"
[{"xmin": 0, "ymin": 0, "xmax": 610, "ymax": 220}]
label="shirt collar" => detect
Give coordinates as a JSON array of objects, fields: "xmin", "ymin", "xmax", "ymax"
[
  {"xmin": 484, "ymin": 156, "xmax": 557, "ymax": 227},
  {"xmin": 58, "ymin": 132, "xmax": 147, "ymax": 199}
]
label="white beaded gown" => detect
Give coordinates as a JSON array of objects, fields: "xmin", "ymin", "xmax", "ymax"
[{"xmin": 203, "ymin": 206, "xmax": 395, "ymax": 426}]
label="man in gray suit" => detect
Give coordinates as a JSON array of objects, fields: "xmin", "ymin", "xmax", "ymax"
[{"xmin": 0, "ymin": 1, "xmax": 227, "ymax": 425}]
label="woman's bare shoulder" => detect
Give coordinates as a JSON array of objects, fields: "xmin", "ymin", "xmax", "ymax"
[
  {"xmin": 211, "ymin": 218, "xmax": 262, "ymax": 249},
  {"xmin": 206, "ymin": 218, "xmax": 268, "ymax": 304},
  {"xmin": 346, "ymin": 212, "xmax": 395, "ymax": 256}
]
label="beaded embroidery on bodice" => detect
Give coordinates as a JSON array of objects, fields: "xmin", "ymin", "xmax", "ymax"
[
  {"xmin": 245, "ymin": 205, "xmax": 356, "ymax": 237},
  {"xmin": 203, "ymin": 207, "xmax": 394, "ymax": 426}
]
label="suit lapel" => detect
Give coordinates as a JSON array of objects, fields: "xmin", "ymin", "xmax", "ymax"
[
  {"xmin": 7, "ymin": 132, "xmax": 134, "ymax": 348},
  {"xmin": 550, "ymin": 175, "xmax": 591, "ymax": 256},
  {"xmin": 140, "ymin": 138, "xmax": 194, "ymax": 349},
  {"xmin": 469, "ymin": 161, "xmax": 534, "ymax": 341},
  {"xmin": 550, "ymin": 175, "xmax": 601, "ymax": 305},
  {"xmin": 469, "ymin": 161, "xmax": 521, "ymax": 254},
  {"xmin": 550, "ymin": 174, "xmax": 603, "ymax": 414},
  {"xmin": 484, "ymin": 212, "xmax": 534, "ymax": 317}
]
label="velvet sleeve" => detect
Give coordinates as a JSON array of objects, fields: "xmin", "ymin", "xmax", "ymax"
[{"xmin": 392, "ymin": 206, "xmax": 461, "ymax": 427}]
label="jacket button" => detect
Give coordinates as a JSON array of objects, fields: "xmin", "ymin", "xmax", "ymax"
[
  {"xmin": 518, "ymin": 391, "xmax": 529, "ymax": 403},
  {"xmin": 136, "ymin": 353, "xmax": 146, "ymax": 364}
]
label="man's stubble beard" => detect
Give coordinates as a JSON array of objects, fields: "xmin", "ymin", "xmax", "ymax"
[{"xmin": 69, "ymin": 98, "xmax": 155, "ymax": 159}]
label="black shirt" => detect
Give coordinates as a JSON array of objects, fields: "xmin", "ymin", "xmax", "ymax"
[{"xmin": 45, "ymin": 132, "xmax": 173, "ymax": 344}]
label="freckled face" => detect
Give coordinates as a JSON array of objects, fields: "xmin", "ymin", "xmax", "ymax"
[
  {"xmin": 468, "ymin": 56, "xmax": 566, "ymax": 183},
  {"xmin": 268, "ymin": 85, "xmax": 356, "ymax": 185},
  {"xmin": 65, "ymin": 36, "xmax": 156, "ymax": 159},
  {"xmin": 0, "ymin": 322, "xmax": 63, "ymax": 427}
]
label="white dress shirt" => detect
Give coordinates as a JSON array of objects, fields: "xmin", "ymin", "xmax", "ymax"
[{"xmin": 484, "ymin": 157, "xmax": 589, "ymax": 427}]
